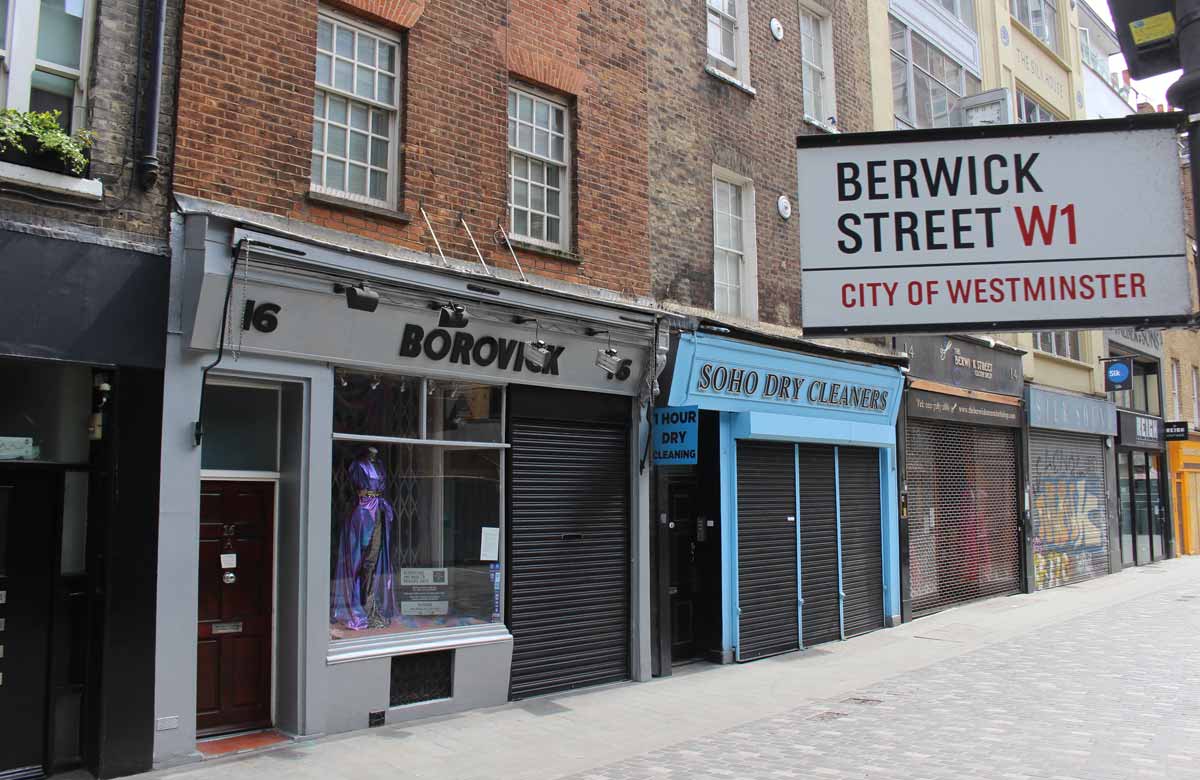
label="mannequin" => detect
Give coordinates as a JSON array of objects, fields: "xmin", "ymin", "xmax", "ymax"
[{"xmin": 331, "ymin": 446, "xmax": 398, "ymax": 630}]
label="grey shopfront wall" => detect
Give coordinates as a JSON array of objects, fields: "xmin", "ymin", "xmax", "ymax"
[
  {"xmin": 1025, "ymin": 386, "xmax": 1119, "ymax": 590},
  {"xmin": 153, "ymin": 210, "xmax": 657, "ymax": 765}
]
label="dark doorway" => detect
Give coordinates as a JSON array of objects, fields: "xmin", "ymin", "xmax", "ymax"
[
  {"xmin": 0, "ymin": 467, "xmax": 58, "ymax": 780},
  {"xmin": 666, "ymin": 475, "xmax": 703, "ymax": 663},
  {"xmin": 196, "ymin": 481, "xmax": 275, "ymax": 736}
]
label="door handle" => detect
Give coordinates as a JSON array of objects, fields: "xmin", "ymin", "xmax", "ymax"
[{"xmin": 222, "ymin": 571, "xmax": 237, "ymax": 585}]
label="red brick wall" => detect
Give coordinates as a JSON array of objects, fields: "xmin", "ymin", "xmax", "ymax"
[{"xmin": 173, "ymin": 0, "xmax": 650, "ymax": 296}]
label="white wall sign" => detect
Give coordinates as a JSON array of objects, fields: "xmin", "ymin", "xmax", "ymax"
[{"xmin": 796, "ymin": 117, "xmax": 1191, "ymax": 335}]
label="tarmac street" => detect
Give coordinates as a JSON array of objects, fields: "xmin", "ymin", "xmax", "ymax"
[{"xmin": 143, "ymin": 557, "xmax": 1200, "ymax": 780}]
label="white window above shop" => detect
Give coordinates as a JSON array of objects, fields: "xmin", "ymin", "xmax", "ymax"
[
  {"xmin": 937, "ymin": 0, "xmax": 976, "ymax": 30},
  {"xmin": 799, "ymin": 3, "xmax": 836, "ymax": 128},
  {"xmin": 508, "ymin": 85, "xmax": 571, "ymax": 251},
  {"xmin": 1015, "ymin": 88, "xmax": 1061, "ymax": 123},
  {"xmin": 1010, "ymin": 0, "xmax": 1059, "ymax": 54},
  {"xmin": 1192, "ymin": 366, "xmax": 1199, "ymax": 427},
  {"xmin": 0, "ymin": 0, "xmax": 96, "ymax": 131},
  {"xmin": 311, "ymin": 8, "xmax": 402, "ymax": 208},
  {"xmin": 712, "ymin": 168, "xmax": 757, "ymax": 320},
  {"xmin": 890, "ymin": 16, "xmax": 981, "ymax": 130},
  {"xmin": 1033, "ymin": 331, "xmax": 1080, "ymax": 361},
  {"xmin": 706, "ymin": 0, "xmax": 752, "ymax": 89}
]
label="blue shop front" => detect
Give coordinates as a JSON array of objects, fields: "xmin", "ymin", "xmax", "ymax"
[{"xmin": 651, "ymin": 331, "xmax": 904, "ymax": 671}]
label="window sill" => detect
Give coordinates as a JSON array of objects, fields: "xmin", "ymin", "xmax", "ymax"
[
  {"xmin": 307, "ymin": 190, "xmax": 413, "ymax": 225},
  {"xmin": 326, "ymin": 622, "xmax": 512, "ymax": 665},
  {"xmin": 704, "ymin": 65, "xmax": 757, "ymax": 96},
  {"xmin": 802, "ymin": 115, "xmax": 839, "ymax": 134},
  {"xmin": 507, "ymin": 236, "xmax": 582, "ymax": 264},
  {"xmin": 1010, "ymin": 20, "xmax": 1070, "ymax": 72},
  {"xmin": 1031, "ymin": 348, "xmax": 1092, "ymax": 370},
  {"xmin": 0, "ymin": 160, "xmax": 103, "ymax": 201}
]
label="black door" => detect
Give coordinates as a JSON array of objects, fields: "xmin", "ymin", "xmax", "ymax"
[
  {"xmin": 735, "ymin": 441, "xmax": 798, "ymax": 661},
  {"xmin": 838, "ymin": 447, "xmax": 884, "ymax": 638},
  {"xmin": 508, "ymin": 417, "xmax": 629, "ymax": 699},
  {"xmin": 666, "ymin": 478, "xmax": 701, "ymax": 663},
  {"xmin": 0, "ymin": 468, "xmax": 59, "ymax": 779},
  {"xmin": 799, "ymin": 445, "xmax": 840, "ymax": 646}
]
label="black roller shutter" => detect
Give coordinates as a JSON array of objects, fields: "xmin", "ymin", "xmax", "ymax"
[
  {"xmin": 735, "ymin": 441, "xmax": 798, "ymax": 661},
  {"xmin": 508, "ymin": 418, "xmax": 629, "ymax": 699},
  {"xmin": 1029, "ymin": 430, "xmax": 1109, "ymax": 589},
  {"xmin": 906, "ymin": 419, "xmax": 1020, "ymax": 614},
  {"xmin": 798, "ymin": 445, "xmax": 840, "ymax": 647},
  {"xmin": 838, "ymin": 446, "xmax": 884, "ymax": 637}
]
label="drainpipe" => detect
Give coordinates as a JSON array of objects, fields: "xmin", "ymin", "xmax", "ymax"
[{"xmin": 138, "ymin": 0, "xmax": 167, "ymax": 189}]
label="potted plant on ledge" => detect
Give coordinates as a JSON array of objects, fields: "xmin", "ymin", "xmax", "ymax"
[{"xmin": 0, "ymin": 110, "xmax": 94, "ymax": 178}]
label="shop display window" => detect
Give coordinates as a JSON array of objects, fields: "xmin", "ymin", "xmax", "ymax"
[{"xmin": 330, "ymin": 371, "xmax": 505, "ymax": 641}]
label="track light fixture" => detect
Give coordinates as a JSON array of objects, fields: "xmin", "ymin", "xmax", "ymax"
[
  {"xmin": 588, "ymin": 328, "xmax": 624, "ymax": 374},
  {"xmin": 369, "ymin": 375, "xmax": 381, "ymax": 391},
  {"xmin": 334, "ymin": 281, "xmax": 380, "ymax": 313},
  {"xmin": 435, "ymin": 301, "xmax": 469, "ymax": 328},
  {"xmin": 337, "ymin": 372, "xmax": 349, "ymax": 388},
  {"xmin": 515, "ymin": 316, "xmax": 552, "ymax": 369}
]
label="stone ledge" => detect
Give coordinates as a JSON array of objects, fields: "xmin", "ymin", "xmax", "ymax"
[{"xmin": 0, "ymin": 160, "xmax": 104, "ymax": 201}]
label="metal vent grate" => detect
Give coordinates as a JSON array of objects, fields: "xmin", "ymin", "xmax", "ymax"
[
  {"xmin": 906, "ymin": 419, "xmax": 1020, "ymax": 614},
  {"xmin": 389, "ymin": 650, "xmax": 453, "ymax": 707}
]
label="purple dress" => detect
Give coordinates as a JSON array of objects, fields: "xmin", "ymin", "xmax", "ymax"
[{"xmin": 331, "ymin": 457, "xmax": 398, "ymax": 630}]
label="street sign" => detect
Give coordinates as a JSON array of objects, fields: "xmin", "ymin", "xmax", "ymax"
[
  {"xmin": 1104, "ymin": 356, "xmax": 1134, "ymax": 393},
  {"xmin": 795, "ymin": 115, "xmax": 1191, "ymax": 336}
]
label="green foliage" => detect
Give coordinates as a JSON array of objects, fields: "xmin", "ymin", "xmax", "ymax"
[{"xmin": 0, "ymin": 109, "xmax": 94, "ymax": 175}]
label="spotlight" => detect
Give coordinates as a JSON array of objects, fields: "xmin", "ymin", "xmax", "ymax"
[
  {"xmin": 369, "ymin": 375, "xmax": 381, "ymax": 391},
  {"xmin": 526, "ymin": 339, "xmax": 552, "ymax": 369},
  {"xmin": 436, "ymin": 301, "xmax": 469, "ymax": 328},
  {"xmin": 334, "ymin": 282, "xmax": 380, "ymax": 313},
  {"xmin": 337, "ymin": 372, "xmax": 349, "ymax": 388},
  {"xmin": 596, "ymin": 347, "xmax": 623, "ymax": 374}
]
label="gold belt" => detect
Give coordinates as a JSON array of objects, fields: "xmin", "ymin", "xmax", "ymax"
[{"xmin": 358, "ymin": 490, "xmax": 382, "ymax": 498}]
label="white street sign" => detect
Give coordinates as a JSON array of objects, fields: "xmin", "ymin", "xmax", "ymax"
[{"xmin": 796, "ymin": 117, "xmax": 1191, "ymax": 335}]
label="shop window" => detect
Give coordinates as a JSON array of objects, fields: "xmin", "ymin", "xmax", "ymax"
[
  {"xmin": 331, "ymin": 371, "xmax": 505, "ymax": 642},
  {"xmin": 0, "ymin": 358, "xmax": 90, "ymax": 463},
  {"xmin": 200, "ymin": 384, "xmax": 280, "ymax": 472}
]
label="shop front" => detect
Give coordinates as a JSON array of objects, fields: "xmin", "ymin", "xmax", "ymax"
[
  {"xmin": 1025, "ymin": 387, "xmax": 1118, "ymax": 590},
  {"xmin": 154, "ymin": 211, "xmax": 658, "ymax": 764},
  {"xmin": 896, "ymin": 336, "xmax": 1025, "ymax": 619},
  {"xmin": 652, "ymin": 330, "xmax": 903, "ymax": 669},
  {"xmin": 1167, "ymin": 433, "xmax": 1200, "ymax": 556},
  {"xmin": 1116, "ymin": 410, "xmax": 1169, "ymax": 566}
]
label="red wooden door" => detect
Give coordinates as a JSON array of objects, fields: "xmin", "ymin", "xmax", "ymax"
[{"xmin": 196, "ymin": 481, "xmax": 274, "ymax": 736}]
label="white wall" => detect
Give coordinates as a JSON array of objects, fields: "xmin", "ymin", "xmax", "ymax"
[{"xmin": 1084, "ymin": 66, "xmax": 1134, "ymax": 119}]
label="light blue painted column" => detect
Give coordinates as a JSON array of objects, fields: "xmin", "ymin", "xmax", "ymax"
[
  {"xmin": 834, "ymin": 446, "xmax": 846, "ymax": 641},
  {"xmin": 719, "ymin": 411, "xmax": 738, "ymax": 659},
  {"xmin": 794, "ymin": 443, "xmax": 804, "ymax": 647},
  {"xmin": 880, "ymin": 445, "xmax": 902, "ymax": 623}
]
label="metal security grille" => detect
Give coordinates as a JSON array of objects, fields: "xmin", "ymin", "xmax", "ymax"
[
  {"xmin": 390, "ymin": 651, "xmax": 453, "ymax": 706},
  {"xmin": 508, "ymin": 418, "xmax": 629, "ymax": 699},
  {"xmin": 906, "ymin": 419, "xmax": 1020, "ymax": 614},
  {"xmin": 838, "ymin": 447, "xmax": 884, "ymax": 638},
  {"xmin": 1029, "ymin": 430, "xmax": 1109, "ymax": 590},
  {"xmin": 736, "ymin": 441, "xmax": 798, "ymax": 661},
  {"xmin": 798, "ymin": 445, "xmax": 840, "ymax": 646}
]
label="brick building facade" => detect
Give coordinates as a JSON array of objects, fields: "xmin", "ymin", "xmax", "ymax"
[
  {"xmin": 648, "ymin": 0, "xmax": 872, "ymax": 326},
  {"xmin": 0, "ymin": 1, "xmax": 180, "ymax": 777}
]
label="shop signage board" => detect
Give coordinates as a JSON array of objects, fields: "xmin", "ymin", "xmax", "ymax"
[
  {"xmin": 906, "ymin": 388, "xmax": 1021, "ymax": 427},
  {"xmin": 1026, "ymin": 386, "xmax": 1117, "ymax": 436},
  {"xmin": 1118, "ymin": 410, "xmax": 1165, "ymax": 450},
  {"xmin": 1104, "ymin": 356, "xmax": 1135, "ymax": 393},
  {"xmin": 652, "ymin": 406, "xmax": 699, "ymax": 465},
  {"xmin": 1105, "ymin": 327, "xmax": 1164, "ymax": 358},
  {"xmin": 897, "ymin": 335, "xmax": 1023, "ymax": 395},
  {"xmin": 795, "ymin": 115, "xmax": 1190, "ymax": 335},
  {"xmin": 1165, "ymin": 421, "xmax": 1190, "ymax": 441}
]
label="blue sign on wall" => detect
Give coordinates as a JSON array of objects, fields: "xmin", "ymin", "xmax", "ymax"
[
  {"xmin": 652, "ymin": 406, "xmax": 699, "ymax": 465},
  {"xmin": 1105, "ymin": 356, "xmax": 1133, "ymax": 393}
]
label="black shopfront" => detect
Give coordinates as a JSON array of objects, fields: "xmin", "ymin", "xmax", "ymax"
[
  {"xmin": 0, "ymin": 230, "xmax": 167, "ymax": 779},
  {"xmin": 1117, "ymin": 411, "xmax": 1169, "ymax": 566}
]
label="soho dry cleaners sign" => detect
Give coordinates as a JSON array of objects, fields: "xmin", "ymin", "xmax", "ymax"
[{"xmin": 694, "ymin": 361, "xmax": 891, "ymax": 412}]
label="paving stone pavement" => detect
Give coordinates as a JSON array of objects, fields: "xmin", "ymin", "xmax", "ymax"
[{"xmin": 566, "ymin": 579, "xmax": 1200, "ymax": 780}]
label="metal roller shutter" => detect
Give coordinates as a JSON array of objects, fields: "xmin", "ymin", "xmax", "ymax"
[
  {"xmin": 906, "ymin": 419, "xmax": 1020, "ymax": 614},
  {"xmin": 838, "ymin": 447, "xmax": 884, "ymax": 638},
  {"xmin": 735, "ymin": 441, "xmax": 799, "ymax": 661},
  {"xmin": 508, "ymin": 418, "xmax": 629, "ymax": 699},
  {"xmin": 798, "ymin": 445, "xmax": 840, "ymax": 647},
  {"xmin": 1029, "ymin": 430, "xmax": 1109, "ymax": 589}
]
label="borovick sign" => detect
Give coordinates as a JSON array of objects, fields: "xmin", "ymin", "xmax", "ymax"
[{"xmin": 795, "ymin": 115, "xmax": 1191, "ymax": 336}]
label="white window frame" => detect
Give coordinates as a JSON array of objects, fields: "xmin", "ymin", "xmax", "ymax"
[
  {"xmin": 507, "ymin": 83, "xmax": 571, "ymax": 252},
  {"xmin": 1033, "ymin": 330, "xmax": 1081, "ymax": 361},
  {"xmin": 711, "ymin": 166, "xmax": 758, "ymax": 320},
  {"xmin": 798, "ymin": 1, "xmax": 837, "ymax": 128},
  {"xmin": 889, "ymin": 16, "xmax": 980, "ymax": 130},
  {"xmin": 1010, "ymin": 0, "xmax": 1059, "ymax": 54},
  {"xmin": 936, "ymin": 0, "xmax": 976, "ymax": 29},
  {"xmin": 1, "ymin": 0, "xmax": 98, "ymax": 132},
  {"xmin": 1015, "ymin": 87, "xmax": 1060, "ymax": 123},
  {"xmin": 705, "ymin": 0, "xmax": 752, "ymax": 89},
  {"xmin": 1191, "ymin": 366, "xmax": 1199, "ymax": 427},
  {"xmin": 1172, "ymin": 359, "xmax": 1182, "ymax": 421},
  {"xmin": 311, "ymin": 6, "xmax": 402, "ymax": 210}
]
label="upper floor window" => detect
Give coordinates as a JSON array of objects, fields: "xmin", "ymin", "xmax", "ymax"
[
  {"xmin": 1033, "ymin": 331, "xmax": 1080, "ymax": 361},
  {"xmin": 799, "ymin": 4, "xmax": 836, "ymax": 126},
  {"xmin": 1016, "ymin": 88, "xmax": 1060, "ymax": 123},
  {"xmin": 508, "ymin": 86, "xmax": 570, "ymax": 250},
  {"xmin": 712, "ymin": 170, "xmax": 757, "ymax": 319},
  {"xmin": 1191, "ymin": 365, "xmax": 1199, "ymax": 425},
  {"xmin": 890, "ymin": 17, "xmax": 981, "ymax": 130},
  {"xmin": 1172, "ymin": 358, "xmax": 1182, "ymax": 420},
  {"xmin": 1011, "ymin": 0, "xmax": 1059, "ymax": 54},
  {"xmin": 311, "ymin": 9, "xmax": 401, "ymax": 208},
  {"xmin": 0, "ymin": 0, "xmax": 96, "ymax": 131},
  {"xmin": 938, "ymin": 0, "xmax": 976, "ymax": 30},
  {"xmin": 706, "ymin": 0, "xmax": 750, "ymax": 86}
]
